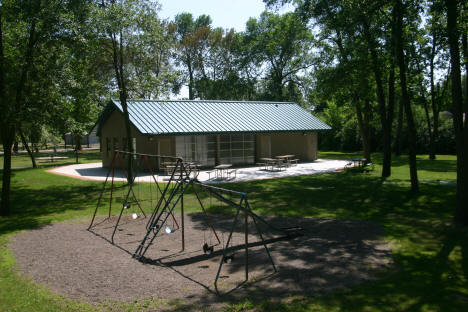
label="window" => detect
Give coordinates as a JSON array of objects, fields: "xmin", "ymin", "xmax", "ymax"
[
  {"xmin": 175, "ymin": 134, "xmax": 254, "ymax": 166},
  {"xmin": 219, "ymin": 134, "xmax": 254, "ymax": 165},
  {"xmin": 175, "ymin": 135, "xmax": 215, "ymax": 166}
]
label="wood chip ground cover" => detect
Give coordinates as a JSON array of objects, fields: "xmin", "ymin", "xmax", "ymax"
[{"xmin": 8, "ymin": 213, "xmax": 392, "ymax": 305}]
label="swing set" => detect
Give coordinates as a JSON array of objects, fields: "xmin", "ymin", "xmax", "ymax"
[
  {"xmin": 88, "ymin": 150, "xmax": 182, "ymax": 243},
  {"xmin": 89, "ymin": 151, "xmax": 302, "ymax": 294}
]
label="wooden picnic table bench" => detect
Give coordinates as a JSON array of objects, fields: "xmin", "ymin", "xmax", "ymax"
[
  {"xmin": 260, "ymin": 158, "xmax": 285, "ymax": 171},
  {"xmin": 36, "ymin": 155, "xmax": 69, "ymax": 163}
]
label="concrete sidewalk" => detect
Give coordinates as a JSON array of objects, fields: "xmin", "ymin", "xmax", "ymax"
[{"xmin": 47, "ymin": 159, "xmax": 349, "ymax": 184}]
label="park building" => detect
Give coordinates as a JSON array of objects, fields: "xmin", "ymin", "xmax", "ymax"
[{"xmin": 96, "ymin": 99, "xmax": 331, "ymax": 169}]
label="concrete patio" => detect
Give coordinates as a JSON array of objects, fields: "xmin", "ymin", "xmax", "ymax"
[{"xmin": 48, "ymin": 159, "xmax": 349, "ymax": 183}]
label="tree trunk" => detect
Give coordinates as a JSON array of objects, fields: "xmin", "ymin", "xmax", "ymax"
[
  {"xmin": 109, "ymin": 28, "xmax": 133, "ymax": 183},
  {"xmin": 394, "ymin": 98, "xmax": 404, "ymax": 156},
  {"xmin": 362, "ymin": 19, "xmax": 392, "ymax": 177},
  {"xmin": 0, "ymin": 6, "xmax": 38, "ymax": 216},
  {"xmin": 0, "ymin": 128, "xmax": 13, "ymax": 216},
  {"xmin": 121, "ymin": 92, "xmax": 133, "ymax": 183},
  {"xmin": 462, "ymin": 33, "xmax": 468, "ymax": 116},
  {"xmin": 363, "ymin": 98, "xmax": 373, "ymax": 161},
  {"xmin": 188, "ymin": 57, "xmax": 194, "ymax": 100},
  {"xmin": 395, "ymin": 0, "xmax": 418, "ymax": 192},
  {"xmin": 446, "ymin": 0, "xmax": 468, "ymax": 226},
  {"xmin": 74, "ymin": 134, "xmax": 81, "ymax": 164},
  {"xmin": 420, "ymin": 88, "xmax": 435, "ymax": 160},
  {"xmin": 0, "ymin": 11, "xmax": 10, "ymax": 216},
  {"xmin": 19, "ymin": 127, "xmax": 36, "ymax": 168},
  {"xmin": 430, "ymin": 31, "xmax": 439, "ymax": 154},
  {"xmin": 383, "ymin": 57, "xmax": 396, "ymax": 175},
  {"xmin": 354, "ymin": 93, "xmax": 372, "ymax": 162}
]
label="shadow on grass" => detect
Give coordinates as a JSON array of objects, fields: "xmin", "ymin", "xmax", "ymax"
[{"xmin": 0, "ymin": 181, "xmax": 102, "ymax": 236}]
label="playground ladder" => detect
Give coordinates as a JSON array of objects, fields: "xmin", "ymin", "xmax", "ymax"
[{"xmin": 133, "ymin": 172, "xmax": 192, "ymax": 260}]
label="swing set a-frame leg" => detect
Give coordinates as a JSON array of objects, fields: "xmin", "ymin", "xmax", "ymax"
[
  {"xmin": 247, "ymin": 202, "xmax": 277, "ymax": 272},
  {"xmin": 88, "ymin": 151, "xmax": 118, "ymax": 230},
  {"xmin": 213, "ymin": 197, "xmax": 278, "ymax": 295},
  {"xmin": 214, "ymin": 197, "xmax": 244, "ymax": 295},
  {"xmin": 111, "ymin": 184, "xmax": 134, "ymax": 244}
]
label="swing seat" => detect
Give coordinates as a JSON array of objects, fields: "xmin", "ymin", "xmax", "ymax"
[
  {"xmin": 203, "ymin": 243, "xmax": 214, "ymax": 255},
  {"xmin": 224, "ymin": 254, "xmax": 234, "ymax": 264}
]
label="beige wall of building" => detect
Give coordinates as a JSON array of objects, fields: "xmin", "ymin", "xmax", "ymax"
[
  {"xmin": 101, "ymin": 110, "xmax": 319, "ymax": 168},
  {"xmin": 255, "ymin": 132, "xmax": 317, "ymax": 161},
  {"xmin": 100, "ymin": 110, "xmax": 176, "ymax": 169}
]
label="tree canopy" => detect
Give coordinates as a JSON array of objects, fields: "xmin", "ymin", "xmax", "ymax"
[{"xmin": 1, "ymin": 0, "xmax": 467, "ymax": 225}]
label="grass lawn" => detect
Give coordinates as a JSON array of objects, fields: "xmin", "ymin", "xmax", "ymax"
[
  {"xmin": 0, "ymin": 149, "xmax": 102, "ymax": 169},
  {"xmin": 0, "ymin": 152, "xmax": 467, "ymax": 311}
]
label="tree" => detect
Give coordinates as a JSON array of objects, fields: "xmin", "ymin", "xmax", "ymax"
[
  {"xmin": 0, "ymin": 0, "xmax": 75, "ymax": 216},
  {"xmin": 126, "ymin": 17, "xmax": 181, "ymax": 98},
  {"xmin": 445, "ymin": 0, "xmax": 468, "ymax": 226},
  {"xmin": 394, "ymin": 0, "xmax": 419, "ymax": 192},
  {"xmin": 356, "ymin": 1, "xmax": 397, "ymax": 177},
  {"xmin": 93, "ymin": 0, "xmax": 172, "ymax": 181},
  {"xmin": 174, "ymin": 12, "xmax": 212, "ymax": 99},
  {"xmin": 271, "ymin": 0, "xmax": 399, "ymax": 175},
  {"xmin": 245, "ymin": 11, "xmax": 313, "ymax": 102}
]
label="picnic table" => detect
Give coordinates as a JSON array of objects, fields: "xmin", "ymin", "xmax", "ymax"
[
  {"xmin": 214, "ymin": 164, "xmax": 232, "ymax": 179},
  {"xmin": 260, "ymin": 158, "xmax": 285, "ymax": 171},
  {"xmin": 275, "ymin": 154, "xmax": 296, "ymax": 167},
  {"xmin": 185, "ymin": 162, "xmax": 201, "ymax": 178},
  {"xmin": 161, "ymin": 161, "xmax": 177, "ymax": 175},
  {"xmin": 352, "ymin": 158, "xmax": 367, "ymax": 168}
]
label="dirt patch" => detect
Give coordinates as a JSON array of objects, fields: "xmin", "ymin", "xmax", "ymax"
[{"xmin": 8, "ymin": 213, "xmax": 392, "ymax": 306}]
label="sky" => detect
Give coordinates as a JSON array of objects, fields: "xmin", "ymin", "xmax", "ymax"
[{"xmin": 157, "ymin": 0, "xmax": 293, "ymax": 32}]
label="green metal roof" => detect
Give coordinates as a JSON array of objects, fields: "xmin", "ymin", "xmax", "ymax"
[{"xmin": 108, "ymin": 99, "xmax": 331, "ymax": 135}]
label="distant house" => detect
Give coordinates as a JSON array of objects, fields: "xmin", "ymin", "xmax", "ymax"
[
  {"xmin": 64, "ymin": 126, "xmax": 100, "ymax": 148},
  {"xmin": 97, "ymin": 99, "xmax": 331, "ymax": 169}
]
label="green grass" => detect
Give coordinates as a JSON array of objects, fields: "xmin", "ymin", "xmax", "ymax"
[
  {"xmin": 0, "ymin": 149, "xmax": 102, "ymax": 169},
  {"xmin": 1, "ymin": 152, "xmax": 467, "ymax": 311}
]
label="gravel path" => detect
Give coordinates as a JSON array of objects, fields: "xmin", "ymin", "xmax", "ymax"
[{"xmin": 8, "ymin": 213, "xmax": 392, "ymax": 306}]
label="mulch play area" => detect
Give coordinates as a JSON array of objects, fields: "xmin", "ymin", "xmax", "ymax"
[{"xmin": 8, "ymin": 213, "xmax": 392, "ymax": 305}]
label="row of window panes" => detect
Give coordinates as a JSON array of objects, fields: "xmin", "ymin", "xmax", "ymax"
[
  {"xmin": 219, "ymin": 142, "xmax": 254, "ymax": 150},
  {"xmin": 220, "ymin": 150, "xmax": 254, "ymax": 158},
  {"xmin": 220, "ymin": 134, "xmax": 254, "ymax": 142}
]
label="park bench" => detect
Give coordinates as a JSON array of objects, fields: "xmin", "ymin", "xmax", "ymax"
[{"xmin": 36, "ymin": 155, "xmax": 68, "ymax": 163}]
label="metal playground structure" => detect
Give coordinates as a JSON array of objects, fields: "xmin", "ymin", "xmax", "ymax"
[{"xmin": 88, "ymin": 151, "xmax": 302, "ymax": 294}]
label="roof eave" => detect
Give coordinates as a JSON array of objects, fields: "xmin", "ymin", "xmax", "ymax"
[{"xmin": 139, "ymin": 128, "xmax": 331, "ymax": 136}]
